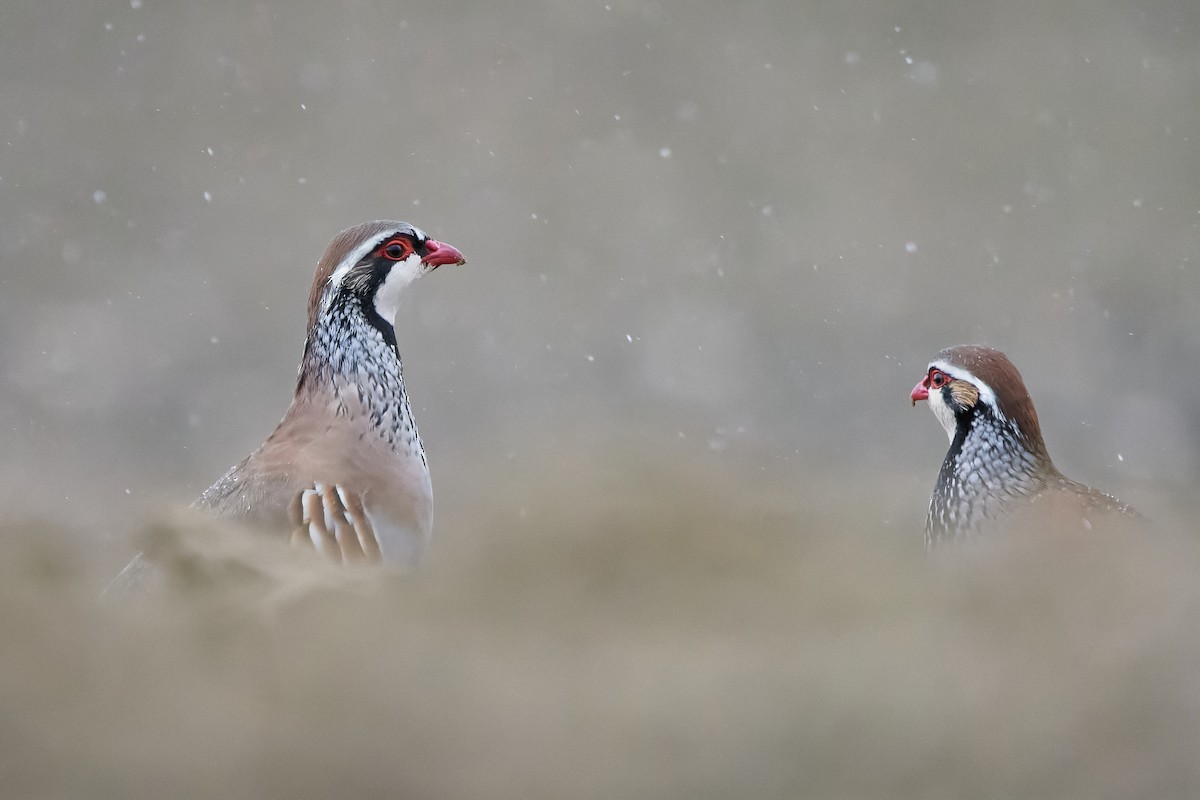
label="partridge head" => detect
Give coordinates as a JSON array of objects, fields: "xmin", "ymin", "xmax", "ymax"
[
  {"xmin": 910, "ymin": 345, "xmax": 1139, "ymax": 550},
  {"xmin": 193, "ymin": 219, "xmax": 466, "ymax": 566}
]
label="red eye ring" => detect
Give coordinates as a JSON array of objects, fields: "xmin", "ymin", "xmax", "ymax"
[
  {"xmin": 381, "ymin": 238, "xmax": 412, "ymax": 261},
  {"xmin": 928, "ymin": 368, "xmax": 951, "ymax": 389}
]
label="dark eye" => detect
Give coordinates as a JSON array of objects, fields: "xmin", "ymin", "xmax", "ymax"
[
  {"xmin": 381, "ymin": 239, "xmax": 412, "ymax": 261},
  {"xmin": 929, "ymin": 369, "xmax": 950, "ymax": 389}
]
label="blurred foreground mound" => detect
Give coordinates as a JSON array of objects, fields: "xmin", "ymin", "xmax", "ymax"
[{"xmin": 2, "ymin": 446, "xmax": 1198, "ymax": 799}]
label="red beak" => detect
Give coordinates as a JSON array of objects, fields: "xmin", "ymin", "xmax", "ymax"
[
  {"xmin": 421, "ymin": 239, "xmax": 467, "ymax": 268},
  {"xmin": 910, "ymin": 379, "xmax": 930, "ymax": 406}
]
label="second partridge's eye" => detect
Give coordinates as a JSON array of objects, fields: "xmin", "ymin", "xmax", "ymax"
[
  {"xmin": 382, "ymin": 239, "xmax": 412, "ymax": 261},
  {"xmin": 929, "ymin": 369, "xmax": 950, "ymax": 389}
]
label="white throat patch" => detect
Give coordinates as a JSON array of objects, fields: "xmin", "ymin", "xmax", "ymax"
[
  {"xmin": 372, "ymin": 251, "xmax": 424, "ymax": 325},
  {"xmin": 927, "ymin": 383, "xmax": 959, "ymax": 442}
]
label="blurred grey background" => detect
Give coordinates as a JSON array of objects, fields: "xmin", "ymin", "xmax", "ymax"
[
  {"xmin": 3, "ymin": 0, "xmax": 1196, "ymax": 534},
  {"xmin": 2, "ymin": 2, "xmax": 1200, "ymax": 798}
]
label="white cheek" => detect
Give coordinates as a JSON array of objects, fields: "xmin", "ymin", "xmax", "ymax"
[
  {"xmin": 373, "ymin": 252, "xmax": 424, "ymax": 324},
  {"xmin": 928, "ymin": 389, "xmax": 958, "ymax": 441}
]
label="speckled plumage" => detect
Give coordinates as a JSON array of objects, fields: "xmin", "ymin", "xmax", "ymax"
[
  {"xmin": 194, "ymin": 280, "xmax": 433, "ymax": 561},
  {"xmin": 105, "ymin": 219, "xmax": 467, "ymax": 583},
  {"xmin": 913, "ymin": 345, "xmax": 1138, "ymax": 550},
  {"xmin": 190, "ymin": 220, "xmax": 465, "ymax": 566}
]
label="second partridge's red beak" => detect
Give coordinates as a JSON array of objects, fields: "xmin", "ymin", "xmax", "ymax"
[
  {"xmin": 910, "ymin": 379, "xmax": 930, "ymax": 406},
  {"xmin": 421, "ymin": 239, "xmax": 467, "ymax": 268}
]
